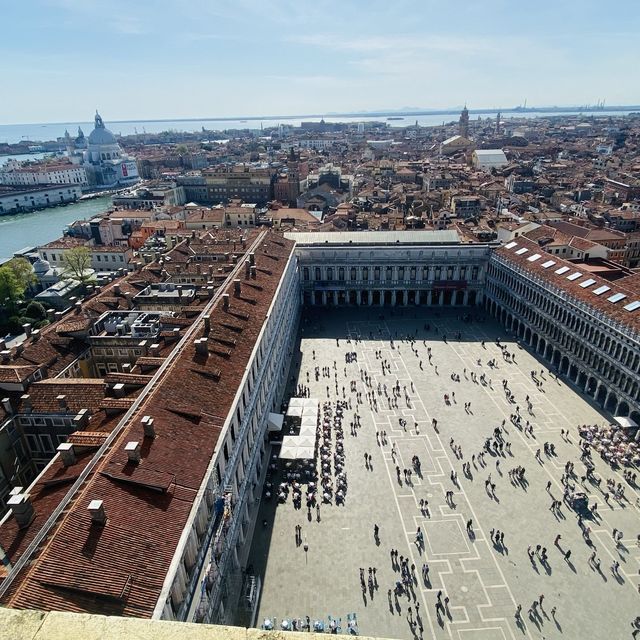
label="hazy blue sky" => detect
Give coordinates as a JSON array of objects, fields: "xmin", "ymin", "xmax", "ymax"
[{"xmin": 2, "ymin": 0, "xmax": 638, "ymax": 123}]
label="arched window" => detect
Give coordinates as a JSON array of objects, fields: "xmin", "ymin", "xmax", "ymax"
[
  {"xmin": 327, "ymin": 267, "xmax": 333, "ymax": 281},
  {"xmin": 338, "ymin": 267, "xmax": 345, "ymax": 281},
  {"xmin": 303, "ymin": 267, "xmax": 309, "ymax": 281},
  {"xmin": 350, "ymin": 267, "xmax": 357, "ymax": 281}
]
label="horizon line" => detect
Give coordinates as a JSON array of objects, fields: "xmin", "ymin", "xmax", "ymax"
[{"xmin": 2, "ymin": 104, "xmax": 640, "ymax": 128}]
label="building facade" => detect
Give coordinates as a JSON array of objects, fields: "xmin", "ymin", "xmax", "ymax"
[{"xmin": 289, "ymin": 231, "xmax": 491, "ymax": 308}]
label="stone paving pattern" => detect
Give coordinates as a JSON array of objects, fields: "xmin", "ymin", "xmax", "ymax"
[{"xmin": 247, "ymin": 308, "xmax": 640, "ymax": 640}]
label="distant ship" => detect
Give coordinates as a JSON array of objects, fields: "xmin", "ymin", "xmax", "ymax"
[{"xmin": 387, "ymin": 116, "xmax": 404, "ymax": 120}]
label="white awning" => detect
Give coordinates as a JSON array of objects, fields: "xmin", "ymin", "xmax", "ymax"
[
  {"xmin": 288, "ymin": 398, "xmax": 305, "ymax": 407},
  {"xmin": 299, "ymin": 424, "xmax": 316, "ymax": 437},
  {"xmin": 614, "ymin": 416, "xmax": 638, "ymax": 429},
  {"xmin": 286, "ymin": 405, "xmax": 303, "ymax": 417},
  {"xmin": 301, "ymin": 416, "xmax": 317, "ymax": 427},
  {"xmin": 302, "ymin": 406, "xmax": 318, "ymax": 417},
  {"xmin": 267, "ymin": 413, "xmax": 284, "ymax": 432}
]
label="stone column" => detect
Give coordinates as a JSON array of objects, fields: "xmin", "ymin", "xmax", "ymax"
[
  {"xmin": 438, "ymin": 291, "xmax": 444, "ymax": 306},
  {"xmin": 427, "ymin": 290, "xmax": 433, "ymax": 305},
  {"xmin": 332, "ymin": 291, "xmax": 338, "ymax": 306},
  {"xmin": 380, "ymin": 291, "xmax": 385, "ymax": 306},
  {"xmin": 415, "ymin": 291, "xmax": 421, "ymax": 305},
  {"xmin": 356, "ymin": 290, "xmax": 362, "ymax": 305},
  {"xmin": 322, "ymin": 291, "xmax": 327, "ymax": 305},
  {"xmin": 463, "ymin": 290, "xmax": 469, "ymax": 306},
  {"xmin": 403, "ymin": 290, "xmax": 408, "ymax": 306},
  {"xmin": 368, "ymin": 290, "xmax": 373, "ymax": 305},
  {"xmin": 391, "ymin": 291, "xmax": 397, "ymax": 306}
]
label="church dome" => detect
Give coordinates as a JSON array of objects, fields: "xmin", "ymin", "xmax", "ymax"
[
  {"xmin": 33, "ymin": 257, "xmax": 51, "ymax": 275},
  {"xmin": 88, "ymin": 112, "xmax": 117, "ymax": 146}
]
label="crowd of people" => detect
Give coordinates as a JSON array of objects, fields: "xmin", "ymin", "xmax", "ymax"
[{"xmin": 260, "ymin": 310, "xmax": 640, "ymax": 638}]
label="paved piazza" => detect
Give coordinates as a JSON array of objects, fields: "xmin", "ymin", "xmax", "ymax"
[{"xmin": 246, "ymin": 308, "xmax": 640, "ymax": 639}]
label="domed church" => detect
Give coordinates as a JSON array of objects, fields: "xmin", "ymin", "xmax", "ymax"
[{"xmin": 70, "ymin": 112, "xmax": 139, "ymax": 188}]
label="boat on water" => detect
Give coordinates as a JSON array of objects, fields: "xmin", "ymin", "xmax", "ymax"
[{"xmin": 387, "ymin": 117, "xmax": 404, "ymax": 120}]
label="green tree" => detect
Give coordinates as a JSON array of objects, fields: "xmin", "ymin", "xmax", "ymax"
[
  {"xmin": 4, "ymin": 258, "xmax": 35, "ymax": 292},
  {"xmin": 0, "ymin": 267, "xmax": 24, "ymax": 309},
  {"xmin": 61, "ymin": 247, "xmax": 95, "ymax": 285}
]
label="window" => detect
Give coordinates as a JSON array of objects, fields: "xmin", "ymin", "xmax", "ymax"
[
  {"xmin": 303, "ymin": 267, "xmax": 309, "ymax": 281},
  {"xmin": 315, "ymin": 267, "xmax": 321, "ymax": 280},
  {"xmin": 374, "ymin": 266, "xmax": 380, "ymax": 281},
  {"xmin": 327, "ymin": 267, "xmax": 333, "ymax": 281},
  {"xmin": 362, "ymin": 267, "xmax": 369, "ymax": 281},
  {"xmin": 410, "ymin": 266, "xmax": 416, "ymax": 282},
  {"xmin": 338, "ymin": 267, "xmax": 345, "ymax": 281},
  {"xmin": 39, "ymin": 433, "xmax": 54, "ymax": 454},
  {"xmin": 398, "ymin": 266, "xmax": 405, "ymax": 280},
  {"xmin": 350, "ymin": 267, "xmax": 356, "ymax": 281},
  {"xmin": 386, "ymin": 266, "xmax": 392, "ymax": 281},
  {"xmin": 26, "ymin": 434, "xmax": 39, "ymax": 453}
]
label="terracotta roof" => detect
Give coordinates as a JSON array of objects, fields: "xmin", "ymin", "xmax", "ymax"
[
  {"xmin": 17, "ymin": 380, "xmax": 107, "ymax": 415},
  {"xmin": 0, "ymin": 365, "xmax": 40, "ymax": 384},
  {"xmin": 0, "ymin": 232, "xmax": 295, "ymax": 616},
  {"xmin": 495, "ymin": 237, "xmax": 640, "ymax": 334}
]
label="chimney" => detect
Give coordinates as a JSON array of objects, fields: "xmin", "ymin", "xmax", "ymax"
[
  {"xmin": 124, "ymin": 441, "xmax": 141, "ymax": 464},
  {"xmin": 21, "ymin": 394, "xmax": 32, "ymax": 413},
  {"xmin": 57, "ymin": 442, "xmax": 76, "ymax": 467},
  {"xmin": 244, "ymin": 259, "xmax": 251, "ymax": 278},
  {"xmin": 31, "ymin": 329, "xmax": 40, "ymax": 342},
  {"xmin": 8, "ymin": 493, "xmax": 34, "ymax": 529},
  {"xmin": 15, "ymin": 344, "xmax": 24, "ymax": 356},
  {"xmin": 234, "ymin": 279, "xmax": 241, "ymax": 296},
  {"xmin": 207, "ymin": 285, "xmax": 214, "ymax": 298},
  {"xmin": 1, "ymin": 398, "xmax": 12, "ymax": 415},
  {"xmin": 56, "ymin": 394, "xmax": 68, "ymax": 411},
  {"xmin": 0, "ymin": 350, "xmax": 11, "ymax": 364},
  {"xmin": 222, "ymin": 293, "xmax": 230, "ymax": 310},
  {"xmin": 195, "ymin": 338, "xmax": 208, "ymax": 356},
  {"xmin": 113, "ymin": 283, "xmax": 121, "ymax": 295},
  {"xmin": 46, "ymin": 308, "xmax": 56, "ymax": 321},
  {"xmin": 203, "ymin": 315, "xmax": 211, "ymax": 335},
  {"xmin": 74, "ymin": 301, "xmax": 82, "ymax": 315},
  {"xmin": 122, "ymin": 363, "xmax": 132, "ymax": 373},
  {"xmin": 87, "ymin": 499, "xmax": 107, "ymax": 526},
  {"xmin": 112, "ymin": 383, "xmax": 125, "ymax": 398},
  {"xmin": 73, "ymin": 408, "xmax": 89, "ymax": 428},
  {"xmin": 0, "ymin": 339, "xmax": 5, "ymax": 351},
  {"xmin": 250, "ymin": 265, "xmax": 256, "ymax": 279},
  {"xmin": 138, "ymin": 339, "xmax": 148, "ymax": 355},
  {"xmin": 149, "ymin": 343, "xmax": 161, "ymax": 356},
  {"xmin": 141, "ymin": 415, "xmax": 156, "ymax": 438},
  {"xmin": 22, "ymin": 323, "xmax": 32, "ymax": 337},
  {"xmin": 249, "ymin": 252, "xmax": 255, "ymax": 265},
  {"xmin": 54, "ymin": 311, "xmax": 64, "ymax": 322}
]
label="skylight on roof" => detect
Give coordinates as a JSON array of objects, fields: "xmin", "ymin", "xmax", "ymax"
[
  {"xmin": 579, "ymin": 278, "xmax": 597, "ymax": 288},
  {"xmin": 623, "ymin": 300, "xmax": 640, "ymax": 312},
  {"xmin": 593, "ymin": 285, "xmax": 610, "ymax": 295},
  {"xmin": 515, "ymin": 248, "xmax": 529, "ymax": 255},
  {"xmin": 505, "ymin": 241, "xmax": 517, "ymax": 249},
  {"xmin": 607, "ymin": 293, "xmax": 627, "ymax": 303},
  {"xmin": 527, "ymin": 253, "xmax": 542, "ymax": 262},
  {"xmin": 566, "ymin": 272, "xmax": 582, "ymax": 281},
  {"xmin": 555, "ymin": 266, "xmax": 570, "ymax": 275},
  {"xmin": 541, "ymin": 260, "xmax": 556, "ymax": 268}
]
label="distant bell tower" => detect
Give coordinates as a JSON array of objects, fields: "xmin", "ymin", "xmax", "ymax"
[
  {"xmin": 459, "ymin": 105, "xmax": 469, "ymax": 138},
  {"xmin": 496, "ymin": 111, "xmax": 501, "ymax": 135},
  {"xmin": 287, "ymin": 148, "xmax": 301, "ymax": 206}
]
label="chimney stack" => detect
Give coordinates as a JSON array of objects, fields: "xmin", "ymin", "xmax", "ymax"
[
  {"xmin": 250, "ymin": 265, "xmax": 257, "ymax": 279},
  {"xmin": 207, "ymin": 285, "xmax": 214, "ymax": 298},
  {"xmin": 57, "ymin": 442, "xmax": 76, "ymax": 467},
  {"xmin": 0, "ymin": 339, "xmax": 5, "ymax": 351},
  {"xmin": 112, "ymin": 383, "xmax": 125, "ymax": 398},
  {"xmin": 0, "ymin": 350, "xmax": 11, "ymax": 364},
  {"xmin": 141, "ymin": 415, "xmax": 156, "ymax": 438},
  {"xmin": 195, "ymin": 338, "xmax": 208, "ymax": 356},
  {"xmin": 22, "ymin": 323, "xmax": 32, "ymax": 337},
  {"xmin": 57, "ymin": 395, "xmax": 68, "ymax": 411},
  {"xmin": 74, "ymin": 301, "xmax": 82, "ymax": 315},
  {"xmin": 222, "ymin": 293, "xmax": 230, "ymax": 310},
  {"xmin": 21, "ymin": 394, "xmax": 32, "ymax": 413},
  {"xmin": 245, "ymin": 259, "xmax": 251, "ymax": 278},
  {"xmin": 149, "ymin": 343, "xmax": 160, "ymax": 356},
  {"xmin": 122, "ymin": 363, "xmax": 132, "ymax": 373},
  {"xmin": 8, "ymin": 493, "xmax": 34, "ymax": 529},
  {"xmin": 249, "ymin": 252, "xmax": 255, "ymax": 265},
  {"xmin": 234, "ymin": 279, "xmax": 241, "ymax": 296},
  {"xmin": 203, "ymin": 315, "xmax": 211, "ymax": 335},
  {"xmin": 31, "ymin": 329, "xmax": 40, "ymax": 342},
  {"xmin": 113, "ymin": 283, "xmax": 121, "ymax": 295},
  {"xmin": 88, "ymin": 499, "xmax": 107, "ymax": 526},
  {"xmin": 125, "ymin": 441, "xmax": 141, "ymax": 464},
  {"xmin": 1, "ymin": 398, "xmax": 12, "ymax": 415},
  {"xmin": 73, "ymin": 408, "xmax": 89, "ymax": 429}
]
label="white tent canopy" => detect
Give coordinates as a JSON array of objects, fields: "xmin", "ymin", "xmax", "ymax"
[
  {"xmin": 286, "ymin": 405, "xmax": 303, "ymax": 417},
  {"xmin": 302, "ymin": 406, "xmax": 318, "ymax": 417},
  {"xmin": 267, "ymin": 413, "xmax": 284, "ymax": 432},
  {"xmin": 301, "ymin": 416, "xmax": 317, "ymax": 427},
  {"xmin": 299, "ymin": 424, "xmax": 316, "ymax": 437},
  {"xmin": 614, "ymin": 416, "xmax": 638, "ymax": 429},
  {"xmin": 288, "ymin": 398, "xmax": 305, "ymax": 407}
]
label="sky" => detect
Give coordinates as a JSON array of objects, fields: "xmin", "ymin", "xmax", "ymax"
[{"xmin": 1, "ymin": 0, "xmax": 639, "ymax": 124}]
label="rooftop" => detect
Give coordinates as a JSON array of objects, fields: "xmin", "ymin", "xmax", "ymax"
[{"xmin": 284, "ymin": 230, "xmax": 462, "ymax": 246}]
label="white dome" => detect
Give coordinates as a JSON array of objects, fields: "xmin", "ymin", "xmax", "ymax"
[
  {"xmin": 88, "ymin": 112, "xmax": 117, "ymax": 146},
  {"xmin": 33, "ymin": 258, "xmax": 50, "ymax": 275}
]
